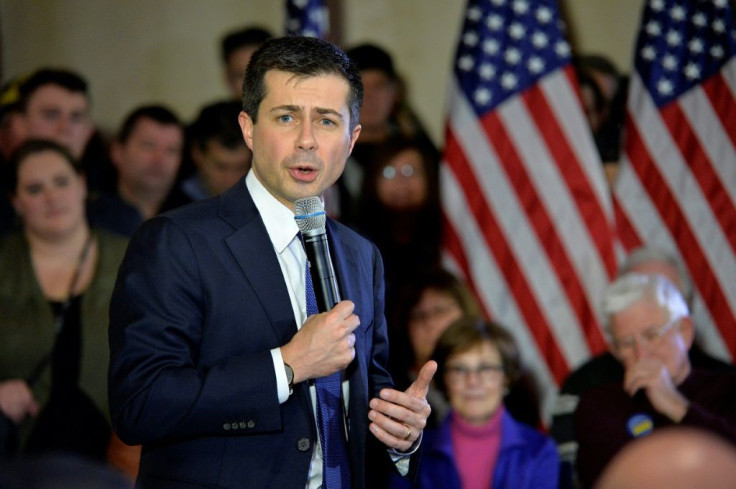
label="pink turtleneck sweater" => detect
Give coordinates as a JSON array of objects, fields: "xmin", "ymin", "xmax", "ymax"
[{"xmin": 450, "ymin": 406, "xmax": 504, "ymax": 489}]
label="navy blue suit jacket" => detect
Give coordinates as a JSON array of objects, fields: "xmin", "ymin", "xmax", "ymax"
[{"xmin": 108, "ymin": 181, "xmax": 398, "ymax": 488}]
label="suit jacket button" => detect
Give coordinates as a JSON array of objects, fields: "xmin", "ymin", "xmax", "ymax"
[
  {"xmin": 230, "ymin": 422, "xmax": 239, "ymax": 430},
  {"xmin": 297, "ymin": 438, "xmax": 311, "ymax": 452},
  {"xmin": 247, "ymin": 420, "xmax": 255, "ymax": 429},
  {"xmin": 239, "ymin": 421, "xmax": 247, "ymax": 429},
  {"xmin": 223, "ymin": 423, "xmax": 231, "ymax": 431}
]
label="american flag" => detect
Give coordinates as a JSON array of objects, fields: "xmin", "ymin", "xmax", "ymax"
[
  {"xmin": 440, "ymin": 0, "xmax": 617, "ymax": 419},
  {"xmin": 614, "ymin": 0, "xmax": 736, "ymax": 361},
  {"xmin": 285, "ymin": 0, "xmax": 328, "ymax": 38}
]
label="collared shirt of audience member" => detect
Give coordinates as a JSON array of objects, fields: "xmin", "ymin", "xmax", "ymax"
[
  {"xmin": 0, "ymin": 139, "xmax": 128, "ymax": 460},
  {"xmin": 87, "ymin": 104, "xmax": 187, "ymax": 236},
  {"xmin": 179, "ymin": 100, "xmax": 252, "ymax": 202},
  {"xmin": 550, "ymin": 247, "xmax": 735, "ymax": 489},
  {"xmin": 573, "ymin": 272, "xmax": 736, "ymax": 488},
  {"xmin": 108, "ymin": 36, "xmax": 436, "ymax": 489},
  {"xmin": 389, "ymin": 318, "xmax": 559, "ymax": 489}
]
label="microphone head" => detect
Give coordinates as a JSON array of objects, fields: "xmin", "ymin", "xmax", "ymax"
[{"xmin": 294, "ymin": 197, "xmax": 327, "ymax": 235}]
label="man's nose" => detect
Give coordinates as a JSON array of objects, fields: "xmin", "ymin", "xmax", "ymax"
[{"xmin": 297, "ymin": 122, "xmax": 317, "ymax": 150}]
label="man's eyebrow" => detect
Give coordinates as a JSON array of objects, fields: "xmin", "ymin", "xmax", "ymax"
[
  {"xmin": 315, "ymin": 107, "xmax": 344, "ymax": 120},
  {"xmin": 269, "ymin": 104, "xmax": 302, "ymax": 113}
]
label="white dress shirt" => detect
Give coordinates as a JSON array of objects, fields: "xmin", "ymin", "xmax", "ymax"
[{"xmin": 246, "ymin": 171, "xmax": 411, "ymax": 488}]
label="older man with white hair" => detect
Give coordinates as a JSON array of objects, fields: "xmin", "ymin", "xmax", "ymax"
[{"xmin": 573, "ymin": 272, "xmax": 736, "ymax": 489}]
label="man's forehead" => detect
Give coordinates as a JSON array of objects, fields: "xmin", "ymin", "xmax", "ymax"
[
  {"xmin": 263, "ymin": 70, "xmax": 348, "ymax": 99},
  {"xmin": 30, "ymin": 84, "xmax": 88, "ymax": 103},
  {"xmin": 612, "ymin": 299, "xmax": 669, "ymax": 328}
]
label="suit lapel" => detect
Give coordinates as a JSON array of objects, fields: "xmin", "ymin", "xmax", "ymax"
[
  {"xmin": 219, "ymin": 183, "xmax": 297, "ymax": 344},
  {"xmin": 327, "ymin": 220, "xmax": 365, "ymax": 383}
]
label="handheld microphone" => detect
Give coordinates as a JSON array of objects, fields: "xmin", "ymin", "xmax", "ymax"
[{"xmin": 294, "ymin": 197, "xmax": 340, "ymax": 313}]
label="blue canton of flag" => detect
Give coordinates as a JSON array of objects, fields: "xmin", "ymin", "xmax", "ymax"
[
  {"xmin": 455, "ymin": 0, "xmax": 571, "ymax": 115},
  {"xmin": 286, "ymin": 0, "xmax": 328, "ymax": 39},
  {"xmin": 635, "ymin": 0, "xmax": 736, "ymax": 107}
]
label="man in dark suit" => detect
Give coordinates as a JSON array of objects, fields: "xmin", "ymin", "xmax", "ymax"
[{"xmin": 108, "ymin": 36, "xmax": 436, "ymax": 489}]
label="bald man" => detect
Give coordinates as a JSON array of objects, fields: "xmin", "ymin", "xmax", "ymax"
[{"xmin": 595, "ymin": 427, "xmax": 736, "ymax": 489}]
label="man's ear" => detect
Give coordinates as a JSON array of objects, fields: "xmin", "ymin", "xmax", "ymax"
[
  {"xmin": 348, "ymin": 123, "xmax": 361, "ymax": 155},
  {"xmin": 678, "ymin": 316, "xmax": 695, "ymax": 349},
  {"xmin": 238, "ymin": 111, "xmax": 254, "ymax": 151},
  {"xmin": 110, "ymin": 141, "xmax": 123, "ymax": 170}
]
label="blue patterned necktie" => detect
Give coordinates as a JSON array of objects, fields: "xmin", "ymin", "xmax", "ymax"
[{"xmin": 305, "ymin": 258, "xmax": 351, "ymax": 489}]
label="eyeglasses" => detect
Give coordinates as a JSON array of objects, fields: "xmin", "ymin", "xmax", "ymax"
[
  {"xmin": 444, "ymin": 363, "xmax": 504, "ymax": 383},
  {"xmin": 612, "ymin": 316, "xmax": 682, "ymax": 353},
  {"xmin": 409, "ymin": 301, "xmax": 461, "ymax": 323},
  {"xmin": 382, "ymin": 164, "xmax": 418, "ymax": 180}
]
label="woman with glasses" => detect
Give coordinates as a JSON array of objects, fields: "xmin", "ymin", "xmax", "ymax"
[
  {"xmin": 354, "ymin": 137, "xmax": 442, "ymax": 308},
  {"xmin": 389, "ymin": 317, "xmax": 559, "ymax": 489}
]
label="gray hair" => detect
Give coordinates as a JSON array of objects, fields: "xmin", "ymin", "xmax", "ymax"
[
  {"xmin": 602, "ymin": 272, "xmax": 690, "ymax": 331},
  {"xmin": 620, "ymin": 247, "xmax": 693, "ymax": 306}
]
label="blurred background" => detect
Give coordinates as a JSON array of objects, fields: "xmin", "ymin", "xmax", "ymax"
[{"xmin": 0, "ymin": 0, "xmax": 642, "ymax": 145}]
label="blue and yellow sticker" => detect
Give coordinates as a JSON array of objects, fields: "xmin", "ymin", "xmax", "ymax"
[{"xmin": 627, "ymin": 413, "xmax": 654, "ymax": 438}]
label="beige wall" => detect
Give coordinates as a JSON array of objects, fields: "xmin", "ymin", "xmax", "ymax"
[{"xmin": 0, "ymin": 0, "xmax": 643, "ymax": 145}]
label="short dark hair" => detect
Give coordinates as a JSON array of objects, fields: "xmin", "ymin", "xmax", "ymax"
[
  {"xmin": 189, "ymin": 100, "xmax": 244, "ymax": 151},
  {"xmin": 346, "ymin": 43, "xmax": 397, "ymax": 80},
  {"xmin": 18, "ymin": 68, "xmax": 89, "ymax": 111},
  {"xmin": 242, "ymin": 36, "xmax": 363, "ymax": 132},
  {"xmin": 9, "ymin": 139, "xmax": 83, "ymax": 193},
  {"xmin": 117, "ymin": 104, "xmax": 181, "ymax": 144},
  {"xmin": 432, "ymin": 317, "xmax": 521, "ymax": 395},
  {"xmin": 221, "ymin": 26, "xmax": 273, "ymax": 63}
]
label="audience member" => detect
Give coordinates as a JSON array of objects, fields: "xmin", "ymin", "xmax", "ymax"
[
  {"xmin": 573, "ymin": 272, "xmax": 736, "ymax": 488},
  {"xmin": 0, "ymin": 453, "xmax": 132, "ymax": 489},
  {"xmin": 87, "ymin": 104, "xmax": 186, "ymax": 236},
  {"xmin": 594, "ymin": 427, "xmax": 736, "ymax": 489},
  {"xmin": 0, "ymin": 140, "xmax": 128, "ymax": 460},
  {"xmin": 550, "ymin": 246, "xmax": 734, "ymax": 488},
  {"xmin": 16, "ymin": 68, "xmax": 115, "ymax": 194},
  {"xmin": 573, "ymin": 54, "xmax": 627, "ymax": 184},
  {"xmin": 332, "ymin": 43, "xmax": 437, "ymax": 224},
  {"xmin": 354, "ymin": 136, "xmax": 442, "ymax": 303},
  {"xmin": 0, "ymin": 76, "xmax": 28, "ymax": 236},
  {"xmin": 389, "ymin": 318, "xmax": 559, "ymax": 489},
  {"xmin": 220, "ymin": 26, "xmax": 274, "ymax": 100},
  {"xmin": 0, "ymin": 76, "xmax": 27, "ymax": 163},
  {"xmin": 576, "ymin": 54, "xmax": 621, "ymax": 108},
  {"xmin": 16, "ymin": 69, "xmax": 93, "ymax": 162},
  {"xmin": 389, "ymin": 268, "xmax": 481, "ymax": 426},
  {"xmin": 179, "ymin": 100, "xmax": 251, "ymax": 202}
]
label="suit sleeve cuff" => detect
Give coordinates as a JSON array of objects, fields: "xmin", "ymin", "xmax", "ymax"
[{"xmin": 388, "ymin": 431, "xmax": 423, "ymax": 476}]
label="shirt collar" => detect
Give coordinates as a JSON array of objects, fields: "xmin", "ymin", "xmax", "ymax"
[{"xmin": 246, "ymin": 170, "xmax": 299, "ymax": 254}]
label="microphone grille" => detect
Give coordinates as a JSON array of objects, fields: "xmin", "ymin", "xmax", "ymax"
[{"xmin": 294, "ymin": 197, "xmax": 326, "ymax": 234}]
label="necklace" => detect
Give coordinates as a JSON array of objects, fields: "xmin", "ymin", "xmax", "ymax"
[
  {"xmin": 26, "ymin": 231, "xmax": 95, "ymax": 386},
  {"xmin": 53, "ymin": 232, "xmax": 95, "ymax": 333}
]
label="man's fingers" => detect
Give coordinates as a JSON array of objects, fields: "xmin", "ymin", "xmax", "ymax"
[
  {"xmin": 406, "ymin": 361, "xmax": 438, "ymax": 399},
  {"xmin": 332, "ymin": 300, "xmax": 355, "ymax": 319}
]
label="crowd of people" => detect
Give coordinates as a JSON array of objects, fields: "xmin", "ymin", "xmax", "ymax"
[{"xmin": 0, "ymin": 26, "xmax": 733, "ymax": 489}]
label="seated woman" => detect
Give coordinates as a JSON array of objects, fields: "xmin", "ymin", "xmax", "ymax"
[
  {"xmin": 388, "ymin": 268, "xmax": 481, "ymax": 427},
  {"xmin": 0, "ymin": 140, "xmax": 128, "ymax": 461},
  {"xmin": 354, "ymin": 136, "xmax": 443, "ymax": 304},
  {"xmin": 390, "ymin": 317, "xmax": 559, "ymax": 489}
]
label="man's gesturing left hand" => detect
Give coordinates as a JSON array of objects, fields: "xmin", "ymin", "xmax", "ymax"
[{"xmin": 368, "ymin": 361, "xmax": 438, "ymax": 451}]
